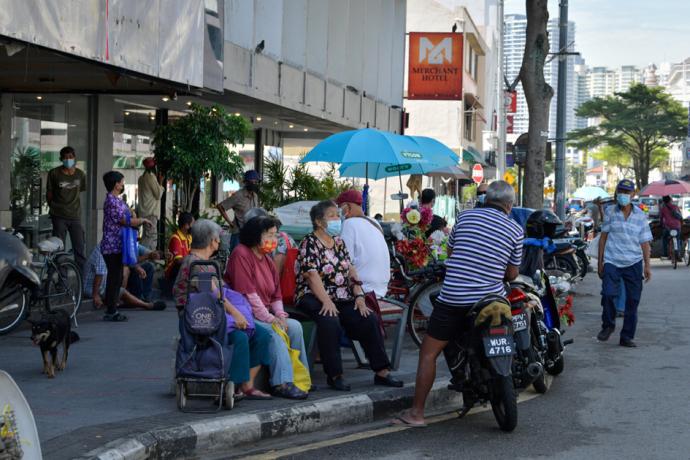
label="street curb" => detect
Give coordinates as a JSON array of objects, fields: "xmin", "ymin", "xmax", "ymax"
[{"xmin": 76, "ymin": 380, "xmax": 461, "ymax": 460}]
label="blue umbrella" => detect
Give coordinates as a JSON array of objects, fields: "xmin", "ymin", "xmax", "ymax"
[{"xmin": 302, "ymin": 129, "xmax": 458, "ymax": 175}]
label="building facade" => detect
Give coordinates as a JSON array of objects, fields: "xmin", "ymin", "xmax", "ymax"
[{"xmin": 0, "ymin": 0, "xmax": 407, "ymax": 250}]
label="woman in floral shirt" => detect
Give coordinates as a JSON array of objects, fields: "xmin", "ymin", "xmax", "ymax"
[
  {"xmin": 100, "ymin": 171, "xmax": 151, "ymax": 322},
  {"xmin": 296, "ymin": 200, "xmax": 402, "ymax": 391}
]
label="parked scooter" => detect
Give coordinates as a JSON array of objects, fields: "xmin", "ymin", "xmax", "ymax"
[
  {"xmin": 507, "ymin": 281, "xmax": 547, "ymax": 394},
  {"xmin": 441, "ymin": 294, "xmax": 518, "ymax": 432},
  {"xmin": 0, "ymin": 229, "xmax": 41, "ymax": 334}
]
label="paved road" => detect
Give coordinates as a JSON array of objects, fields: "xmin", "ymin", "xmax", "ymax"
[{"xmin": 239, "ymin": 260, "xmax": 690, "ymax": 460}]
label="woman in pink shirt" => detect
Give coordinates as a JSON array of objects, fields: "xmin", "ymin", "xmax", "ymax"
[{"xmin": 225, "ymin": 216, "xmax": 309, "ymax": 400}]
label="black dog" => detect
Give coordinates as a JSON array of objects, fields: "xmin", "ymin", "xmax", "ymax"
[{"xmin": 30, "ymin": 310, "xmax": 79, "ymax": 378}]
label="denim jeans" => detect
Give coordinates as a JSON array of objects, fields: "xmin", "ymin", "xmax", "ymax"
[
  {"xmin": 601, "ymin": 261, "xmax": 643, "ymax": 341},
  {"xmin": 256, "ymin": 318, "xmax": 308, "ymax": 387},
  {"xmin": 127, "ymin": 262, "xmax": 155, "ymax": 301}
]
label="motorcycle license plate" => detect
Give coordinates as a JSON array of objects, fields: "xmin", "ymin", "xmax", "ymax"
[
  {"xmin": 512, "ymin": 313, "xmax": 528, "ymax": 332},
  {"xmin": 483, "ymin": 336, "xmax": 513, "ymax": 357}
]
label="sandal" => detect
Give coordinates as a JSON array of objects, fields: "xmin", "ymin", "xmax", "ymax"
[
  {"xmin": 242, "ymin": 388, "xmax": 273, "ymax": 400},
  {"xmin": 103, "ymin": 312, "xmax": 128, "ymax": 322},
  {"xmin": 151, "ymin": 301, "xmax": 167, "ymax": 311}
]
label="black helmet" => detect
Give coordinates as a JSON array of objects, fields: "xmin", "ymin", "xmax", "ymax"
[{"xmin": 525, "ymin": 209, "xmax": 562, "ymax": 238}]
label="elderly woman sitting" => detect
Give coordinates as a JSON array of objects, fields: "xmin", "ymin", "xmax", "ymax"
[
  {"xmin": 225, "ymin": 215, "xmax": 309, "ymax": 399},
  {"xmin": 295, "ymin": 200, "xmax": 403, "ymax": 391},
  {"xmin": 173, "ymin": 219, "xmax": 273, "ymax": 400}
]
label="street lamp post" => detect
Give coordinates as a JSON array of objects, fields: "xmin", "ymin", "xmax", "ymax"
[{"xmin": 554, "ymin": 0, "xmax": 569, "ymax": 219}]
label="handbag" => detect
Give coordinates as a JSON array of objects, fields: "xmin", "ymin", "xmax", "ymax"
[
  {"xmin": 279, "ymin": 233, "xmax": 299, "ymax": 306},
  {"xmin": 121, "ymin": 211, "xmax": 138, "ymax": 266},
  {"xmin": 272, "ymin": 322, "xmax": 311, "ymax": 392}
]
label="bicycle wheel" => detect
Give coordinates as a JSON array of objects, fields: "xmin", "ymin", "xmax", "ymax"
[
  {"xmin": 0, "ymin": 282, "xmax": 29, "ymax": 335},
  {"xmin": 45, "ymin": 259, "xmax": 82, "ymax": 320},
  {"xmin": 406, "ymin": 280, "xmax": 443, "ymax": 347}
]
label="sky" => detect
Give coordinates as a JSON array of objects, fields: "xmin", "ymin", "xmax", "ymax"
[{"xmin": 504, "ymin": 0, "xmax": 690, "ymax": 68}]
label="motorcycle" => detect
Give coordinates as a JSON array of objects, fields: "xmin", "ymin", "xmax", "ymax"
[
  {"xmin": 507, "ymin": 281, "xmax": 547, "ymax": 394},
  {"xmin": 441, "ymin": 294, "xmax": 518, "ymax": 432},
  {"xmin": 0, "ymin": 229, "xmax": 41, "ymax": 334}
]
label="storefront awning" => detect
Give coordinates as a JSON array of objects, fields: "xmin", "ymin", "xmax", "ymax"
[{"xmin": 462, "ymin": 147, "xmax": 486, "ymax": 165}]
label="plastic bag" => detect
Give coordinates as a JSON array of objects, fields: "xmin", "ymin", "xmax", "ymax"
[
  {"xmin": 272, "ymin": 322, "xmax": 311, "ymax": 392},
  {"xmin": 121, "ymin": 211, "xmax": 138, "ymax": 266}
]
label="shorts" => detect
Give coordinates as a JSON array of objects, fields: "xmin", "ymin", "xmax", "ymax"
[{"xmin": 426, "ymin": 298, "xmax": 471, "ymax": 342}]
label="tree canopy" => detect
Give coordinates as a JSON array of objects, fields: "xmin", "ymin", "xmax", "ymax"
[
  {"xmin": 568, "ymin": 84, "xmax": 686, "ymax": 189},
  {"xmin": 152, "ymin": 103, "xmax": 250, "ymax": 212}
]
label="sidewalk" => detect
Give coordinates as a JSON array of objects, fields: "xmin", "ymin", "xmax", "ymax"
[{"xmin": 0, "ymin": 303, "xmax": 453, "ymax": 460}]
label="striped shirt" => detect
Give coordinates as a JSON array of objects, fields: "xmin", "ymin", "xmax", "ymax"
[
  {"xmin": 601, "ymin": 204, "xmax": 653, "ymax": 268},
  {"xmin": 438, "ymin": 206, "xmax": 524, "ymax": 307}
]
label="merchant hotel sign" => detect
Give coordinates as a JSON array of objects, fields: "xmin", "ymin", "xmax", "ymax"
[{"xmin": 408, "ymin": 32, "xmax": 463, "ymax": 100}]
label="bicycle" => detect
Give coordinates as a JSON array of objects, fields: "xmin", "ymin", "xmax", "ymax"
[
  {"xmin": 386, "ymin": 247, "xmax": 446, "ymax": 347},
  {"xmin": 0, "ymin": 237, "xmax": 82, "ymax": 335}
]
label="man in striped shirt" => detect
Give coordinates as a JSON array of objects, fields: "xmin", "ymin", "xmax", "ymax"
[{"xmin": 395, "ymin": 180, "xmax": 523, "ymax": 428}]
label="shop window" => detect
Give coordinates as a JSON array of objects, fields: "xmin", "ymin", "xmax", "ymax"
[{"xmin": 10, "ymin": 95, "xmax": 88, "ymax": 247}]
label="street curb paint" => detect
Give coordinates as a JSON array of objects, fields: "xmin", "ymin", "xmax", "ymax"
[{"xmin": 77, "ymin": 383, "xmax": 459, "ymax": 460}]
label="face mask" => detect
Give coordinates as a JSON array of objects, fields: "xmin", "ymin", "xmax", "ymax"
[
  {"xmin": 260, "ymin": 239, "xmax": 277, "ymax": 255},
  {"xmin": 478, "ymin": 194, "xmax": 486, "ymax": 204},
  {"xmin": 245, "ymin": 183, "xmax": 259, "ymax": 193},
  {"xmin": 63, "ymin": 159, "xmax": 75, "ymax": 168},
  {"xmin": 617, "ymin": 194, "xmax": 631, "ymax": 206},
  {"xmin": 326, "ymin": 219, "xmax": 342, "ymax": 236},
  {"xmin": 339, "ymin": 206, "xmax": 348, "ymax": 220}
]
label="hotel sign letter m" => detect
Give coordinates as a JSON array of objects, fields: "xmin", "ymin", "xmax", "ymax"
[{"xmin": 408, "ymin": 32, "xmax": 463, "ymax": 100}]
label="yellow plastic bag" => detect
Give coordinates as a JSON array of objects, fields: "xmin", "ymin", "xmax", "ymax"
[{"xmin": 272, "ymin": 323, "xmax": 311, "ymax": 392}]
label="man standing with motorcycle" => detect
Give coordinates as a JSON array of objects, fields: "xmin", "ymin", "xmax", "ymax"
[
  {"xmin": 394, "ymin": 181, "xmax": 523, "ymax": 427},
  {"xmin": 659, "ymin": 195, "xmax": 682, "ymax": 259},
  {"xmin": 597, "ymin": 179, "xmax": 653, "ymax": 348}
]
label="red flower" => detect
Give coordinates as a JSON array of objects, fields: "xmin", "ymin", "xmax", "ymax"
[{"xmin": 558, "ymin": 294, "xmax": 575, "ymax": 326}]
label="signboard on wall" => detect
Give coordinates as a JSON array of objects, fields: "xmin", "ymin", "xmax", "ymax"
[{"xmin": 408, "ymin": 32, "xmax": 463, "ymax": 100}]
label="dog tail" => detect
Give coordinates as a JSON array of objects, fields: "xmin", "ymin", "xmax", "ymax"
[{"xmin": 69, "ymin": 331, "xmax": 80, "ymax": 344}]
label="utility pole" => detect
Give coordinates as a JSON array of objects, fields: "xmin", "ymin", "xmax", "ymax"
[
  {"xmin": 554, "ymin": 0, "xmax": 569, "ymax": 219},
  {"xmin": 496, "ymin": 0, "xmax": 506, "ymax": 180}
]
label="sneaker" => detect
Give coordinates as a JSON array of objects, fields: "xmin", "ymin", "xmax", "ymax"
[
  {"xmin": 619, "ymin": 338, "xmax": 637, "ymax": 348},
  {"xmin": 271, "ymin": 383, "xmax": 308, "ymax": 400},
  {"xmin": 597, "ymin": 327, "xmax": 614, "ymax": 341}
]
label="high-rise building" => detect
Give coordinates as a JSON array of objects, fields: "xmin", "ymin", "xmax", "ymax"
[
  {"xmin": 587, "ymin": 66, "xmax": 617, "ymax": 98},
  {"xmin": 573, "ymin": 61, "xmax": 589, "ymax": 130},
  {"xmin": 503, "ymin": 14, "xmax": 578, "ymax": 138},
  {"xmin": 618, "ymin": 65, "xmax": 643, "ymax": 91}
]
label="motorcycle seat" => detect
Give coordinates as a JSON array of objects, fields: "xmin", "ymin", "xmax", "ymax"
[{"xmin": 37, "ymin": 237, "xmax": 64, "ymax": 254}]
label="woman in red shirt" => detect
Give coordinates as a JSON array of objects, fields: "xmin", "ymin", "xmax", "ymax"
[
  {"xmin": 225, "ymin": 216, "xmax": 309, "ymax": 399},
  {"xmin": 165, "ymin": 212, "xmax": 194, "ymax": 282}
]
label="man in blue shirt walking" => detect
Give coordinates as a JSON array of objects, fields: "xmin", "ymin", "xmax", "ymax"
[{"xmin": 597, "ymin": 179, "xmax": 653, "ymax": 347}]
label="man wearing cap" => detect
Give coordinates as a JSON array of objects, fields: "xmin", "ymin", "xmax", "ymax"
[
  {"xmin": 217, "ymin": 170, "xmax": 261, "ymax": 253},
  {"xmin": 336, "ymin": 190, "xmax": 390, "ymax": 299},
  {"xmin": 597, "ymin": 179, "xmax": 653, "ymax": 348},
  {"xmin": 137, "ymin": 157, "xmax": 165, "ymax": 250}
]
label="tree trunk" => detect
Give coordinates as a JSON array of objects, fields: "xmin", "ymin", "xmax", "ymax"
[{"xmin": 519, "ymin": 0, "xmax": 554, "ymax": 209}]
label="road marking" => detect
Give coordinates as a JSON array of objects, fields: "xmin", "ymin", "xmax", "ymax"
[{"xmin": 243, "ymin": 384, "xmax": 547, "ymax": 460}]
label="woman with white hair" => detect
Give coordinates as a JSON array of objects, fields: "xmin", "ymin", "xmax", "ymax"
[{"xmin": 174, "ymin": 219, "xmax": 273, "ymax": 400}]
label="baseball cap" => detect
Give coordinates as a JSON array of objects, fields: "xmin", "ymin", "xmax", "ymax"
[
  {"xmin": 335, "ymin": 189, "xmax": 363, "ymax": 206},
  {"xmin": 142, "ymin": 157, "xmax": 156, "ymax": 169},
  {"xmin": 244, "ymin": 170, "xmax": 261, "ymax": 182},
  {"xmin": 616, "ymin": 179, "xmax": 635, "ymax": 192}
]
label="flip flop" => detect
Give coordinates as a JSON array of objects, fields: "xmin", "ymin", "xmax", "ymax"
[
  {"xmin": 242, "ymin": 388, "xmax": 273, "ymax": 400},
  {"xmin": 392, "ymin": 414, "xmax": 427, "ymax": 428}
]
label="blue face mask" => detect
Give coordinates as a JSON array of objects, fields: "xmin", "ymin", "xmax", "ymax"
[
  {"xmin": 63, "ymin": 159, "xmax": 75, "ymax": 169},
  {"xmin": 478, "ymin": 194, "xmax": 486, "ymax": 204},
  {"xmin": 617, "ymin": 194, "xmax": 631, "ymax": 206},
  {"xmin": 326, "ymin": 219, "xmax": 342, "ymax": 236}
]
